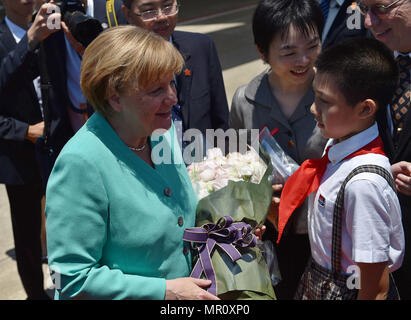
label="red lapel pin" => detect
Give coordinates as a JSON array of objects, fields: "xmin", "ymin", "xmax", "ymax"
[{"xmin": 184, "ymin": 69, "xmax": 191, "ymax": 77}]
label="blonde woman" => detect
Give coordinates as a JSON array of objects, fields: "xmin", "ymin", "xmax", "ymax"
[{"xmin": 45, "ymin": 26, "xmax": 219, "ymax": 300}]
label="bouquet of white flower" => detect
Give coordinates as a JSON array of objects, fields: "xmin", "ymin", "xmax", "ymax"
[
  {"xmin": 184, "ymin": 145, "xmax": 276, "ymax": 300},
  {"xmin": 187, "ymin": 147, "xmax": 267, "ymax": 199}
]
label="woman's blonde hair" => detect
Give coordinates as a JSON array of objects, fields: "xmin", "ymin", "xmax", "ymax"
[{"xmin": 80, "ymin": 25, "xmax": 184, "ymax": 118}]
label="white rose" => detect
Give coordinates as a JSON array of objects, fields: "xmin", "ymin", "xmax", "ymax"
[
  {"xmin": 206, "ymin": 148, "xmax": 223, "ymax": 160},
  {"xmin": 199, "ymin": 168, "xmax": 216, "ymax": 182}
]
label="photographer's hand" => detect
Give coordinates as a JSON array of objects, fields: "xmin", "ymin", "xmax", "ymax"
[
  {"xmin": 61, "ymin": 21, "xmax": 85, "ymax": 56},
  {"xmin": 27, "ymin": 1, "xmax": 61, "ymax": 51}
]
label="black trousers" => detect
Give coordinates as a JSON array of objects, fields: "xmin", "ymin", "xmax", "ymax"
[
  {"xmin": 393, "ymin": 195, "xmax": 411, "ymax": 300},
  {"xmin": 263, "ymin": 223, "xmax": 311, "ymax": 300},
  {"xmin": 5, "ymin": 183, "xmax": 47, "ymax": 300}
]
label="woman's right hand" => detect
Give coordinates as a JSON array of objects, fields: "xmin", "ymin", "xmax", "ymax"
[{"xmin": 165, "ymin": 278, "xmax": 220, "ymax": 300}]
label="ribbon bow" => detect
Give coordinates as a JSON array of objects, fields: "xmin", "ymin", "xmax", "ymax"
[{"xmin": 183, "ymin": 216, "xmax": 257, "ymax": 296}]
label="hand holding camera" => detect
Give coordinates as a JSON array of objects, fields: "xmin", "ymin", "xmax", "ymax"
[
  {"xmin": 28, "ymin": 0, "xmax": 103, "ymax": 52},
  {"xmin": 27, "ymin": 1, "xmax": 61, "ymax": 51}
]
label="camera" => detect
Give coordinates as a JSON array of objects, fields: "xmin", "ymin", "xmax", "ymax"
[{"xmin": 55, "ymin": 0, "xmax": 103, "ymax": 48}]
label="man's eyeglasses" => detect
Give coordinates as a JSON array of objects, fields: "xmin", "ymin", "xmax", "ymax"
[
  {"xmin": 134, "ymin": 4, "xmax": 180, "ymax": 21},
  {"xmin": 358, "ymin": 0, "xmax": 402, "ymax": 17}
]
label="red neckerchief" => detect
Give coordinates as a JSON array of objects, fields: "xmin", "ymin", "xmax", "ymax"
[{"xmin": 277, "ymin": 136, "xmax": 386, "ymax": 243}]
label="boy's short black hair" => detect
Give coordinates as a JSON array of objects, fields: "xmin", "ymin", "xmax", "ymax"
[
  {"xmin": 252, "ymin": 0, "xmax": 324, "ymax": 59},
  {"xmin": 315, "ymin": 38, "xmax": 399, "ymax": 111}
]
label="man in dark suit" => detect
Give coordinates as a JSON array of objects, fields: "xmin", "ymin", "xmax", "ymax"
[
  {"xmin": 121, "ymin": 0, "xmax": 229, "ymax": 142},
  {"xmin": 319, "ymin": 0, "xmax": 368, "ymax": 49},
  {"xmin": 36, "ymin": 0, "xmax": 127, "ymax": 184},
  {"xmin": 360, "ymin": 0, "xmax": 411, "ymax": 299},
  {"xmin": 0, "ymin": 0, "xmax": 60, "ymax": 299},
  {"xmin": 37, "ymin": 0, "xmax": 112, "ymax": 184}
]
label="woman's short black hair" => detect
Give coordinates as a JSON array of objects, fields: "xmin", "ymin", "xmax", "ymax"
[
  {"xmin": 252, "ymin": 0, "xmax": 324, "ymax": 59},
  {"xmin": 315, "ymin": 38, "xmax": 399, "ymax": 111}
]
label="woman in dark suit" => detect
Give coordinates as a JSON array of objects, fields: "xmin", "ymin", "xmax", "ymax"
[{"xmin": 230, "ymin": 0, "xmax": 327, "ymax": 299}]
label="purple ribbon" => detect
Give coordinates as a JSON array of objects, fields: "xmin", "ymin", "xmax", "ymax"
[{"xmin": 183, "ymin": 216, "xmax": 257, "ymax": 296}]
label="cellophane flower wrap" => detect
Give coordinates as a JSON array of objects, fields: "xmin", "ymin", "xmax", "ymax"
[{"xmin": 185, "ymin": 146, "xmax": 276, "ymax": 300}]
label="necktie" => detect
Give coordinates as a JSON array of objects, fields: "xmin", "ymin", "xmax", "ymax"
[
  {"xmin": 320, "ymin": 0, "xmax": 330, "ymax": 22},
  {"xmin": 391, "ymin": 55, "xmax": 411, "ymax": 141},
  {"xmin": 277, "ymin": 136, "xmax": 386, "ymax": 243}
]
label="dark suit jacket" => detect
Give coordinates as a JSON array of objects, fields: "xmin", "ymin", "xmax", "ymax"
[
  {"xmin": 37, "ymin": 30, "xmax": 75, "ymax": 184},
  {"xmin": 377, "ymin": 105, "xmax": 411, "ymax": 222},
  {"xmin": 322, "ymin": 0, "xmax": 369, "ymax": 50},
  {"xmin": 40, "ymin": 0, "xmax": 126, "ymax": 160},
  {"xmin": 172, "ymin": 31, "xmax": 229, "ymax": 134},
  {"xmin": 377, "ymin": 66, "xmax": 411, "ymax": 296},
  {"xmin": 40, "ymin": 0, "xmax": 127, "ymax": 156},
  {"xmin": 0, "ymin": 20, "xmax": 43, "ymax": 185},
  {"xmin": 35, "ymin": 1, "xmax": 125, "ymax": 184}
]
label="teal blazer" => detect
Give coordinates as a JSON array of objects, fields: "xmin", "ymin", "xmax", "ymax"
[{"xmin": 45, "ymin": 113, "xmax": 198, "ymax": 299}]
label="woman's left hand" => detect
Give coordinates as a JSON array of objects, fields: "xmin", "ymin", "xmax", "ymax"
[{"xmin": 391, "ymin": 161, "xmax": 411, "ymax": 196}]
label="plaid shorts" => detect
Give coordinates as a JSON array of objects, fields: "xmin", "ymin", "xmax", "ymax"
[{"xmin": 294, "ymin": 258, "xmax": 358, "ymax": 300}]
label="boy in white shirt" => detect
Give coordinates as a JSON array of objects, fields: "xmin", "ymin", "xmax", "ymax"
[{"xmin": 277, "ymin": 38, "xmax": 405, "ymax": 300}]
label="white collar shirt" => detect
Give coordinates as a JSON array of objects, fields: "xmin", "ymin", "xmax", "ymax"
[
  {"xmin": 5, "ymin": 16, "xmax": 26, "ymax": 43},
  {"xmin": 394, "ymin": 51, "xmax": 411, "ymax": 59},
  {"xmin": 308, "ymin": 123, "xmax": 404, "ymax": 274}
]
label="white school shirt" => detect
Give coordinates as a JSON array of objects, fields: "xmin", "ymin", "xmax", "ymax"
[{"xmin": 307, "ymin": 123, "xmax": 404, "ymax": 273}]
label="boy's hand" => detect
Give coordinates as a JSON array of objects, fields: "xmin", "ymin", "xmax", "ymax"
[
  {"xmin": 254, "ymin": 225, "xmax": 266, "ymax": 240},
  {"xmin": 267, "ymin": 184, "xmax": 282, "ymax": 229},
  {"xmin": 391, "ymin": 161, "xmax": 411, "ymax": 196}
]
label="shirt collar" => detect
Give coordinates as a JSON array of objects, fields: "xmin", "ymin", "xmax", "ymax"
[
  {"xmin": 334, "ymin": 0, "xmax": 345, "ymax": 8},
  {"xmin": 86, "ymin": 0, "xmax": 94, "ymax": 17},
  {"xmin": 318, "ymin": 0, "xmax": 344, "ymax": 8},
  {"xmin": 394, "ymin": 51, "xmax": 411, "ymax": 59},
  {"xmin": 326, "ymin": 122, "xmax": 379, "ymax": 164},
  {"xmin": 4, "ymin": 16, "xmax": 27, "ymax": 43}
]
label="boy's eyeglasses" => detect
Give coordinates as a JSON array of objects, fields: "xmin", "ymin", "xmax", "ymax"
[
  {"xmin": 358, "ymin": 0, "xmax": 402, "ymax": 17},
  {"xmin": 134, "ymin": 4, "xmax": 180, "ymax": 21}
]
